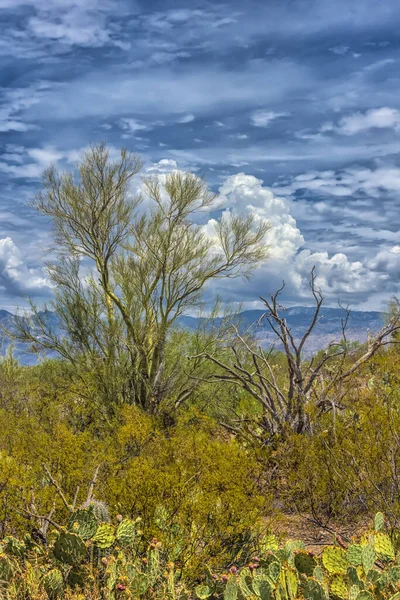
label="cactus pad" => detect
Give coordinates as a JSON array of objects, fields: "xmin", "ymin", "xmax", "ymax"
[
  {"xmin": 362, "ymin": 543, "xmax": 376, "ymax": 573},
  {"xmin": 0, "ymin": 554, "xmax": 14, "ymax": 583},
  {"xmin": 195, "ymin": 584, "xmax": 213, "ymax": 599},
  {"xmin": 53, "ymin": 531, "xmax": 86, "ymax": 566},
  {"xmin": 68, "ymin": 509, "xmax": 98, "ymax": 540},
  {"xmin": 294, "ymin": 551, "xmax": 317, "ymax": 576},
  {"xmin": 346, "ymin": 544, "xmax": 363, "ymax": 566},
  {"xmin": 356, "ymin": 592, "xmax": 373, "ymax": 600},
  {"xmin": 322, "ymin": 546, "xmax": 347, "ymax": 574},
  {"xmin": 269, "ymin": 561, "xmax": 281, "ymax": 583},
  {"xmin": 3, "ymin": 536, "xmax": 26, "ymax": 559},
  {"xmin": 116, "ymin": 519, "xmax": 137, "ymax": 547},
  {"xmin": 374, "ymin": 513, "xmax": 385, "ymax": 533},
  {"xmin": 92, "ymin": 524, "xmax": 115, "ymax": 549},
  {"xmin": 330, "ymin": 575, "xmax": 348, "ymax": 599},
  {"xmin": 302, "ymin": 578, "xmax": 326, "ymax": 600},
  {"xmin": 43, "ymin": 569, "xmax": 64, "ymax": 599},
  {"xmin": 224, "ymin": 577, "xmax": 238, "ymax": 600},
  {"xmin": 283, "ymin": 568, "xmax": 298, "ymax": 599},
  {"xmin": 375, "ymin": 533, "xmax": 395, "ymax": 560}
]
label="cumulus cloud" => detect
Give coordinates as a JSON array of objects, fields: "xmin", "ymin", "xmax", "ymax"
[
  {"xmin": 250, "ymin": 110, "xmax": 289, "ymax": 127},
  {"xmin": 0, "ymin": 237, "xmax": 50, "ymax": 297},
  {"xmin": 323, "ymin": 107, "xmax": 400, "ymax": 135},
  {"xmin": 201, "ymin": 173, "xmax": 399, "ymax": 305}
]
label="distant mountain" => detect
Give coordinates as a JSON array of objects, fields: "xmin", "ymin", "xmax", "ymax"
[
  {"xmin": 0, "ymin": 306, "xmax": 386, "ymax": 364},
  {"xmin": 176, "ymin": 306, "xmax": 385, "ymax": 356}
]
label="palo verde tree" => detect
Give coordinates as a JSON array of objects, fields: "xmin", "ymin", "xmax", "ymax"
[{"xmin": 13, "ymin": 144, "xmax": 269, "ymax": 416}]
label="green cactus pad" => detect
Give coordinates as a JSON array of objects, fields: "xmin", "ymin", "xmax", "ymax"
[
  {"xmin": 67, "ymin": 566, "xmax": 88, "ymax": 590},
  {"xmin": 130, "ymin": 571, "xmax": 148, "ymax": 597},
  {"xmin": 313, "ymin": 566, "xmax": 324, "ymax": 583},
  {"xmin": 53, "ymin": 530, "xmax": 86, "ymax": 566},
  {"xmin": 252, "ymin": 574, "xmax": 273, "ymax": 600},
  {"xmin": 374, "ymin": 513, "xmax": 385, "ymax": 533},
  {"xmin": 92, "ymin": 523, "xmax": 115, "ymax": 549},
  {"xmin": 116, "ymin": 519, "xmax": 137, "ymax": 547},
  {"xmin": 68, "ymin": 509, "xmax": 98, "ymax": 540},
  {"xmin": 346, "ymin": 545, "xmax": 363, "ymax": 566},
  {"xmin": 302, "ymin": 578, "xmax": 327, "ymax": 600},
  {"xmin": 389, "ymin": 566, "xmax": 400, "ymax": 584},
  {"xmin": 356, "ymin": 592, "xmax": 373, "ymax": 600},
  {"xmin": 269, "ymin": 561, "xmax": 281, "ymax": 583},
  {"xmin": 374, "ymin": 533, "xmax": 395, "ymax": 560},
  {"xmin": 362, "ymin": 543, "xmax": 376, "ymax": 573},
  {"xmin": 239, "ymin": 569, "xmax": 252, "ymax": 597},
  {"xmin": 366, "ymin": 569, "xmax": 380, "ymax": 584},
  {"xmin": 283, "ymin": 568, "xmax": 298, "ymax": 599},
  {"xmin": 294, "ymin": 551, "xmax": 317, "ymax": 576},
  {"xmin": 195, "ymin": 584, "xmax": 213, "ymax": 599},
  {"xmin": 330, "ymin": 575, "xmax": 348, "ymax": 599},
  {"xmin": 347, "ymin": 566, "xmax": 363, "ymax": 587},
  {"xmin": 322, "ymin": 546, "xmax": 348, "ymax": 574},
  {"xmin": 349, "ymin": 585, "xmax": 360, "ymax": 600},
  {"xmin": 223, "ymin": 577, "xmax": 238, "ymax": 600},
  {"xmin": 0, "ymin": 554, "xmax": 14, "ymax": 583},
  {"xmin": 43, "ymin": 568, "xmax": 64, "ymax": 599},
  {"xmin": 3, "ymin": 536, "xmax": 26, "ymax": 559}
]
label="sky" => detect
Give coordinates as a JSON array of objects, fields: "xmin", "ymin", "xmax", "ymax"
[{"xmin": 1, "ymin": 0, "xmax": 400, "ymax": 312}]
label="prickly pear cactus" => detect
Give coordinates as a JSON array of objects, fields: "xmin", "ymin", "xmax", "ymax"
[
  {"xmin": 374, "ymin": 512, "xmax": 385, "ymax": 533},
  {"xmin": 92, "ymin": 523, "xmax": 115, "ymax": 549},
  {"xmin": 43, "ymin": 568, "xmax": 64, "ymax": 599},
  {"xmin": 68, "ymin": 508, "xmax": 98, "ymax": 540},
  {"xmin": 330, "ymin": 575, "xmax": 348, "ymax": 600},
  {"xmin": 294, "ymin": 551, "xmax": 316, "ymax": 576},
  {"xmin": 322, "ymin": 546, "xmax": 348, "ymax": 574},
  {"xmin": 301, "ymin": 578, "xmax": 327, "ymax": 600},
  {"xmin": 362, "ymin": 542, "xmax": 376, "ymax": 573},
  {"xmin": 346, "ymin": 544, "xmax": 363, "ymax": 566},
  {"xmin": 374, "ymin": 532, "xmax": 395, "ymax": 560},
  {"xmin": 116, "ymin": 519, "xmax": 137, "ymax": 547},
  {"xmin": 0, "ymin": 553, "xmax": 14, "ymax": 583},
  {"xmin": 53, "ymin": 530, "xmax": 86, "ymax": 566},
  {"xmin": 3, "ymin": 536, "xmax": 26, "ymax": 559}
]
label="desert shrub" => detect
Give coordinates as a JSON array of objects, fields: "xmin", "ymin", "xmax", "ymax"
[
  {"xmin": 0, "ymin": 393, "xmax": 269, "ymax": 579},
  {"xmin": 269, "ymin": 348, "xmax": 400, "ymax": 526}
]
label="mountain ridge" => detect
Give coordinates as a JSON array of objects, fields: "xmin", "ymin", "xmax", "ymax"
[{"xmin": 0, "ymin": 306, "xmax": 386, "ymax": 364}]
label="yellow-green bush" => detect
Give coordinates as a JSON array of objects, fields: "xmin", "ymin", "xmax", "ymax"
[{"xmin": 0, "ymin": 365, "xmax": 269, "ymax": 579}]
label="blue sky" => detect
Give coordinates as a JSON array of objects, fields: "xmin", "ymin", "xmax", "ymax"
[{"xmin": 1, "ymin": 0, "xmax": 400, "ymax": 311}]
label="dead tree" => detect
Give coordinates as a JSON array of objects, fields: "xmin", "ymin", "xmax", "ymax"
[
  {"xmin": 15, "ymin": 463, "xmax": 101, "ymax": 544},
  {"xmin": 191, "ymin": 269, "xmax": 400, "ymax": 441}
]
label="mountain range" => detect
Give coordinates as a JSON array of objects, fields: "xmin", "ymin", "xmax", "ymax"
[{"xmin": 0, "ymin": 306, "xmax": 386, "ymax": 365}]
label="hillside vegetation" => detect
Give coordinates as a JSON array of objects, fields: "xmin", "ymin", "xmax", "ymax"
[{"xmin": 1, "ymin": 145, "xmax": 400, "ymax": 598}]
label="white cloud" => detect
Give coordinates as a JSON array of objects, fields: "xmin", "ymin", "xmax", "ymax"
[
  {"xmin": 275, "ymin": 165, "xmax": 400, "ymax": 198},
  {"xmin": 329, "ymin": 45, "xmax": 350, "ymax": 55},
  {"xmin": 178, "ymin": 113, "xmax": 195, "ymax": 123},
  {"xmin": 0, "ymin": 237, "xmax": 50, "ymax": 296},
  {"xmin": 0, "ymin": 0, "xmax": 130, "ymax": 51},
  {"xmin": 323, "ymin": 107, "xmax": 400, "ymax": 135},
  {"xmin": 0, "ymin": 84, "xmax": 44, "ymax": 133},
  {"xmin": 119, "ymin": 118, "xmax": 150, "ymax": 134},
  {"xmin": 250, "ymin": 110, "xmax": 289, "ymax": 127},
  {"xmin": 202, "ymin": 173, "xmax": 397, "ymax": 304}
]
